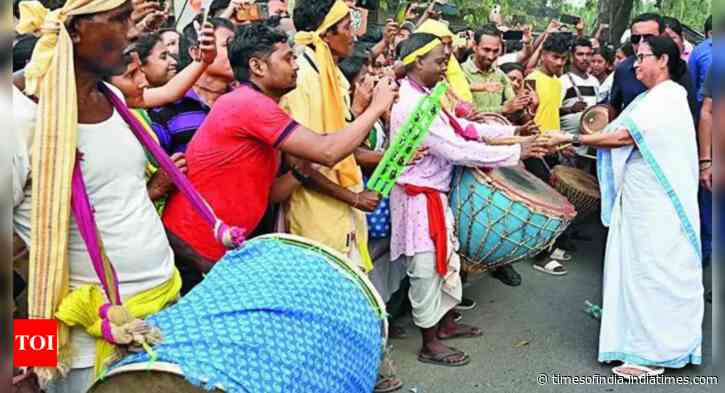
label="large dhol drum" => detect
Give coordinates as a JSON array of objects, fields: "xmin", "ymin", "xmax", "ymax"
[
  {"xmin": 450, "ymin": 165, "xmax": 577, "ymax": 272},
  {"xmin": 90, "ymin": 234, "xmax": 387, "ymax": 393},
  {"xmin": 550, "ymin": 165, "xmax": 601, "ymax": 219}
]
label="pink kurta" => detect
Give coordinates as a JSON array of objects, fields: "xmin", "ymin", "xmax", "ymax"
[{"xmin": 389, "ymin": 79, "xmax": 521, "ymax": 261}]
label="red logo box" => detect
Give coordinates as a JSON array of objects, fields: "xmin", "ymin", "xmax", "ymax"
[{"xmin": 13, "ymin": 319, "xmax": 58, "ymax": 367}]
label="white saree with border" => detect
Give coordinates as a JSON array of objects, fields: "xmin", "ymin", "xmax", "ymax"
[{"xmin": 596, "ymin": 80, "xmax": 704, "ymax": 368}]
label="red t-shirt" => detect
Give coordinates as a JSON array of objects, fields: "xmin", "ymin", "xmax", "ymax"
[{"xmin": 163, "ymin": 83, "xmax": 298, "ymax": 261}]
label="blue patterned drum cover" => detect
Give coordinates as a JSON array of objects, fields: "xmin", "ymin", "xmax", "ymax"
[
  {"xmin": 449, "ymin": 165, "xmax": 577, "ymax": 271},
  {"xmin": 95, "ymin": 234, "xmax": 387, "ymax": 393},
  {"xmin": 367, "ymin": 197, "xmax": 391, "ymax": 239}
]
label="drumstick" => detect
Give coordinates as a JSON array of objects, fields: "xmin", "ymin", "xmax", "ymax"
[{"xmin": 484, "ymin": 136, "xmax": 535, "ymax": 145}]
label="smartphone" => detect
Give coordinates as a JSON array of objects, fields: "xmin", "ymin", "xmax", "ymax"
[
  {"xmin": 237, "ymin": 3, "xmax": 269, "ymax": 22},
  {"xmin": 433, "ymin": 2, "xmax": 459, "ymax": 17},
  {"xmin": 525, "ymin": 79, "xmax": 536, "ymax": 92},
  {"xmin": 502, "ymin": 30, "xmax": 524, "ymax": 41},
  {"xmin": 560, "ymin": 14, "xmax": 581, "ymax": 25}
]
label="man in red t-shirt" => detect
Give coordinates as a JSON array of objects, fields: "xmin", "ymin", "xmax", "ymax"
[{"xmin": 162, "ymin": 23, "xmax": 397, "ymax": 281}]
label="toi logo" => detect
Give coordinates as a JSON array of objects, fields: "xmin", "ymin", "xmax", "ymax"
[{"xmin": 13, "ymin": 319, "xmax": 58, "ymax": 367}]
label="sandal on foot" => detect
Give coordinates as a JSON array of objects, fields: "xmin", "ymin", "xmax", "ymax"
[
  {"xmin": 533, "ymin": 260, "xmax": 568, "ymax": 276},
  {"xmin": 437, "ymin": 323, "xmax": 482, "ymax": 340},
  {"xmin": 549, "ymin": 248, "xmax": 572, "ymax": 262},
  {"xmin": 417, "ymin": 348, "xmax": 470, "ymax": 367},
  {"xmin": 374, "ymin": 376, "xmax": 403, "ymax": 393},
  {"xmin": 612, "ymin": 363, "xmax": 664, "ymax": 379}
]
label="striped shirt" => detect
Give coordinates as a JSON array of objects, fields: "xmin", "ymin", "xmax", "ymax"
[{"xmin": 149, "ymin": 89, "xmax": 210, "ymax": 155}]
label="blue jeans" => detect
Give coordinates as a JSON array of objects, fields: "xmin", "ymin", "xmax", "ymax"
[{"xmin": 699, "ymin": 186, "xmax": 712, "ymax": 262}]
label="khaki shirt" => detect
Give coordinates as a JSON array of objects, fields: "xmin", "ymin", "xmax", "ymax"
[{"xmin": 462, "ymin": 58, "xmax": 515, "ymax": 113}]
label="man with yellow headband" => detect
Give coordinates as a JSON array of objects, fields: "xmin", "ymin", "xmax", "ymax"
[
  {"xmin": 13, "ymin": 1, "xmax": 179, "ymax": 391},
  {"xmin": 415, "ymin": 19, "xmax": 474, "ymax": 103},
  {"xmin": 281, "ymin": 0, "xmax": 378, "ymax": 272},
  {"xmin": 390, "ymin": 32, "xmax": 546, "ymax": 368}
]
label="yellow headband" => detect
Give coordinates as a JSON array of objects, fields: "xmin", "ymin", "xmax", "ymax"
[
  {"xmin": 292, "ymin": 0, "xmax": 362, "ymax": 190},
  {"xmin": 402, "ymin": 39, "xmax": 442, "ymax": 66},
  {"xmin": 295, "ymin": 0, "xmax": 350, "ymax": 42}
]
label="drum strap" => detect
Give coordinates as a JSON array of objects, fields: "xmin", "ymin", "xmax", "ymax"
[
  {"xmin": 402, "ymin": 184, "xmax": 448, "ymax": 277},
  {"xmin": 67, "ymin": 85, "xmax": 246, "ymax": 305}
]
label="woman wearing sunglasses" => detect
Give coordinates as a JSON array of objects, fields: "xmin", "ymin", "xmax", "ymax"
[{"xmin": 545, "ymin": 35, "xmax": 704, "ymax": 379}]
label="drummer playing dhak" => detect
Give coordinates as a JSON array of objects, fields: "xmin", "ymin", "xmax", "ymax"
[{"xmin": 388, "ymin": 33, "xmax": 548, "ymax": 367}]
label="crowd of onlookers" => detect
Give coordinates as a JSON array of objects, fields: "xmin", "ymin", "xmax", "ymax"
[{"xmin": 11, "ymin": 1, "xmax": 716, "ymax": 391}]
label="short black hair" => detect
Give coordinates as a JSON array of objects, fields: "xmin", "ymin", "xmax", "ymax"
[
  {"xmin": 705, "ymin": 15, "xmax": 712, "ymax": 34},
  {"xmin": 398, "ymin": 32, "xmax": 439, "ymax": 71},
  {"xmin": 593, "ymin": 46, "xmax": 614, "ymax": 65},
  {"xmin": 13, "ymin": 34, "xmax": 38, "ymax": 72},
  {"xmin": 135, "ymin": 32, "xmax": 163, "ymax": 64},
  {"xmin": 619, "ymin": 40, "xmax": 635, "ymax": 57},
  {"xmin": 229, "ymin": 23, "xmax": 288, "ymax": 82},
  {"xmin": 631, "ymin": 13, "xmax": 665, "ymax": 34},
  {"xmin": 571, "ymin": 37, "xmax": 593, "ymax": 52},
  {"xmin": 505, "ymin": 40, "xmax": 523, "ymax": 54},
  {"xmin": 474, "ymin": 24, "xmax": 502, "ymax": 45},
  {"xmin": 339, "ymin": 51, "xmax": 368, "ymax": 84},
  {"xmin": 645, "ymin": 35, "xmax": 686, "ymax": 80},
  {"xmin": 209, "ymin": 0, "xmax": 231, "ymax": 17},
  {"xmin": 542, "ymin": 33, "xmax": 571, "ymax": 54},
  {"xmin": 663, "ymin": 16, "xmax": 683, "ymax": 37},
  {"xmin": 293, "ymin": 0, "xmax": 338, "ymax": 32},
  {"xmin": 177, "ymin": 35, "xmax": 195, "ymax": 71},
  {"xmin": 499, "ymin": 62, "xmax": 524, "ymax": 75},
  {"xmin": 209, "ymin": 17, "xmax": 236, "ymax": 34}
]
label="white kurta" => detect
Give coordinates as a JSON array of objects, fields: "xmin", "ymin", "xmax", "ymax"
[{"xmin": 597, "ymin": 80, "xmax": 703, "ymax": 368}]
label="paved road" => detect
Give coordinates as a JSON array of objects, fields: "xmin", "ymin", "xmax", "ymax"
[{"xmin": 388, "ymin": 217, "xmax": 716, "ymax": 393}]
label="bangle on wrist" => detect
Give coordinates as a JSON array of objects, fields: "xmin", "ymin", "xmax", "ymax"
[{"xmin": 699, "ymin": 158, "xmax": 712, "ymax": 163}]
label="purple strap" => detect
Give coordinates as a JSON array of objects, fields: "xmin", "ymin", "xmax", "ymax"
[
  {"xmin": 101, "ymin": 318, "xmax": 116, "ymax": 343},
  {"xmin": 98, "ymin": 84, "xmax": 245, "ymax": 249},
  {"xmin": 70, "ymin": 153, "xmax": 122, "ymax": 305}
]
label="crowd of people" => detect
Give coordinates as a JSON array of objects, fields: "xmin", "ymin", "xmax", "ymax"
[{"xmin": 10, "ymin": 0, "xmax": 717, "ymax": 392}]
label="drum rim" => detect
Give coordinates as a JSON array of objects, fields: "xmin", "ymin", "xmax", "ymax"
[
  {"xmin": 252, "ymin": 233, "xmax": 389, "ymax": 341},
  {"xmin": 471, "ymin": 167, "xmax": 577, "ymax": 219},
  {"xmin": 580, "ymin": 104, "xmax": 615, "ymax": 135},
  {"xmin": 551, "ymin": 165, "xmax": 601, "ymax": 199},
  {"xmin": 90, "ymin": 362, "xmax": 226, "ymax": 392}
]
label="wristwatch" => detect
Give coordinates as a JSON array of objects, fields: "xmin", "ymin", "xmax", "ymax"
[
  {"xmin": 570, "ymin": 134, "xmax": 582, "ymax": 147},
  {"xmin": 290, "ymin": 166, "xmax": 312, "ymax": 186}
]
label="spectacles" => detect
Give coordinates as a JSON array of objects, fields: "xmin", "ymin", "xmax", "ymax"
[
  {"xmin": 631, "ymin": 34, "xmax": 655, "ymax": 44},
  {"xmin": 635, "ymin": 53, "xmax": 656, "ymax": 63}
]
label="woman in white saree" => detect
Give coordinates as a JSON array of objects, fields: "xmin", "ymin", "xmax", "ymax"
[{"xmin": 546, "ymin": 36, "xmax": 703, "ymax": 379}]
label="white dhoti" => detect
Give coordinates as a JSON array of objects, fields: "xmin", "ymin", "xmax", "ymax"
[{"xmin": 403, "ymin": 206, "xmax": 462, "ymax": 329}]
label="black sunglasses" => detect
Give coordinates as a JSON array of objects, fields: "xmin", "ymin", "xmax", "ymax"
[{"xmin": 630, "ymin": 34, "xmax": 655, "ymax": 44}]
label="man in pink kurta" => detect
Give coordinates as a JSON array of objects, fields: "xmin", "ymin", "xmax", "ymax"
[{"xmin": 389, "ymin": 33, "xmax": 544, "ymax": 367}]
